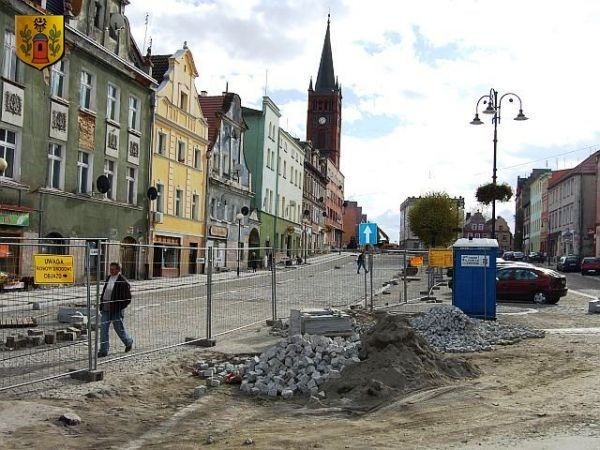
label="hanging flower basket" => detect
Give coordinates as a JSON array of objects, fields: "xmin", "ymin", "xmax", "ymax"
[{"xmin": 476, "ymin": 182, "xmax": 513, "ymax": 205}]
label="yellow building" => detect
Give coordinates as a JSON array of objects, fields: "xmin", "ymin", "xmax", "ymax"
[{"xmin": 150, "ymin": 46, "xmax": 208, "ymax": 277}]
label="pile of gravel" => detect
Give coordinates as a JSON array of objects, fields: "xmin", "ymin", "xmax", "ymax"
[
  {"xmin": 240, "ymin": 333, "xmax": 361, "ymax": 398},
  {"xmin": 410, "ymin": 304, "xmax": 544, "ymax": 353}
]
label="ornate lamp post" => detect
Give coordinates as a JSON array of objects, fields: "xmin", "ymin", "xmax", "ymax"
[
  {"xmin": 470, "ymin": 89, "xmax": 528, "ymax": 239},
  {"xmin": 236, "ymin": 212, "xmax": 244, "ymax": 277}
]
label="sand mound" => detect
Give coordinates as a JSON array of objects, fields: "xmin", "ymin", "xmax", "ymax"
[{"xmin": 322, "ymin": 312, "xmax": 480, "ymax": 411}]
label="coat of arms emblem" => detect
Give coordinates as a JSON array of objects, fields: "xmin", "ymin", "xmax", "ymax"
[{"xmin": 15, "ymin": 15, "xmax": 64, "ymax": 71}]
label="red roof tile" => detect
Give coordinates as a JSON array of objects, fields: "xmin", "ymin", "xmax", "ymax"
[{"xmin": 198, "ymin": 95, "xmax": 225, "ymax": 148}]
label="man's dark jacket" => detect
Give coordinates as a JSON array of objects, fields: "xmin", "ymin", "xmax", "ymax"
[{"xmin": 100, "ymin": 274, "xmax": 132, "ymax": 314}]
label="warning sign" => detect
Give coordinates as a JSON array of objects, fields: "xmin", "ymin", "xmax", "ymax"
[
  {"xmin": 429, "ymin": 248, "xmax": 453, "ymax": 268},
  {"xmin": 33, "ymin": 254, "xmax": 74, "ymax": 284}
]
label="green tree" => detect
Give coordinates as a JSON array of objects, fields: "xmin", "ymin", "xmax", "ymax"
[{"xmin": 408, "ymin": 192, "xmax": 459, "ymax": 248}]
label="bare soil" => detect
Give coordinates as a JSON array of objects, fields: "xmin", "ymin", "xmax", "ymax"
[{"xmin": 1, "ymin": 304, "xmax": 600, "ymax": 450}]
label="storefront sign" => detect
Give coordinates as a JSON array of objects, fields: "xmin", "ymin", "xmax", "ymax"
[
  {"xmin": 0, "ymin": 211, "xmax": 29, "ymax": 226},
  {"xmin": 33, "ymin": 254, "xmax": 74, "ymax": 284},
  {"xmin": 209, "ymin": 226, "xmax": 228, "ymax": 238}
]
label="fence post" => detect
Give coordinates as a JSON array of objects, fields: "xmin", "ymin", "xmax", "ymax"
[
  {"xmin": 206, "ymin": 247, "xmax": 215, "ymax": 343},
  {"xmin": 403, "ymin": 248, "xmax": 408, "ymax": 303},
  {"xmin": 271, "ymin": 247, "xmax": 277, "ymax": 321},
  {"xmin": 368, "ymin": 250, "xmax": 374, "ymax": 311},
  {"xmin": 70, "ymin": 242, "xmax": 104, "ymax": 382}
]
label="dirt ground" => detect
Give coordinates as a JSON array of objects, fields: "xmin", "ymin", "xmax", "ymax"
[{"xmin": 1, "ymin": 300, "xmax": 600, "ymax": 450}]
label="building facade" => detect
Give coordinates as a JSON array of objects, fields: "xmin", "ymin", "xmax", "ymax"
[
  {"xmin": 0, "ymin": 0, "xmax": 155, "ymax": 281},
  {"xmin": 199, "ymin": 92, "xmax": 256, "ymax": 270},
  {"xmin": 301, "ymin": 141, "xmax": 327, "ymax": 255},
  {"xmin": 149, "ymin": 46, "xmax": 209, "ymax": 277}
]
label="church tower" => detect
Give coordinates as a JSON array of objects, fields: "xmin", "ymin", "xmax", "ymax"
[{"xmin": 306, "ymin": 14, "xmax": 342, "ymax": 168}]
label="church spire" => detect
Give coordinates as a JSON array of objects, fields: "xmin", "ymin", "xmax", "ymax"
[{"xmin": 315, "ymin": 14, "xmax": 336, "ymax": 92}]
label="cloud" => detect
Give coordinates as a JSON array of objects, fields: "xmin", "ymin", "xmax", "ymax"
[{"xmin": 125, "ymin": 0, "xmax": 600, "ymax": 246}]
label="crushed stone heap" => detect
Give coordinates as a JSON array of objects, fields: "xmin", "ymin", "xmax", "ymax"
[
  {"xmin": 410, "ymin": 304, "xmax": 545, "ymax": 353},
  {"xmin": 240, "ymin": 333, "xmax": 362, "ymax": 398}
]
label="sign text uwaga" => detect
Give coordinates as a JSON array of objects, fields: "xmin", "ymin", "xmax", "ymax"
[{"xmin": 34, "ymin": 254, "xmax": 74, "ymax": 284}]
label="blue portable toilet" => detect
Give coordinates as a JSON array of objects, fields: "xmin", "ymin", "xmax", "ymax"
[{"xmin": 452, "ymin": 238, "xmax": 498, "ymax": 320}]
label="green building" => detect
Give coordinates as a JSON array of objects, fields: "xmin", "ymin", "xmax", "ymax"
[{"xmin": 0, "ymin": 1, "xmax": 155, "ymax": 280}]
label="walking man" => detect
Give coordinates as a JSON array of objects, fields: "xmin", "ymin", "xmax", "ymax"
[
  {"xmin": 250, "ymin": 251, "xmax": 258, "ymax": 272},
  {"xmin": 98, "ymin": 262, "xmax": 133, "ymax": 357},
  {"xmin": 357, "ymin": 250, "xmax": 368, "ymax": 274}
]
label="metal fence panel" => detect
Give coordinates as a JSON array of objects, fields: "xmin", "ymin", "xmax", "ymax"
[{"xmin": 0, "ymin": 240, "xmax": 93, "ymax": 392}]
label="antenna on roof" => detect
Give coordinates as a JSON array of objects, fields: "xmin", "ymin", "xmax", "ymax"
[{"xmin": 142, "ymin": 12, "xmax": 150, "ymax": 53}]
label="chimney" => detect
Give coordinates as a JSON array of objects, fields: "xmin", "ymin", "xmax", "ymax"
[
  {"xmin": 200, "ymin": 91, "xmax": 207, "ymax": 96},
  {"xmin": 466, "ymin": 212, "xmax": 471, "ymax": 220}
]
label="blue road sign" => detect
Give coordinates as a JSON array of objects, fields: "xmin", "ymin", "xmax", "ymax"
[{"xmin": 358, "ymin": 223, "xmax": 378, "ymax": 245}]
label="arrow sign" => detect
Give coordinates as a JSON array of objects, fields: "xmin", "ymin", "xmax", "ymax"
[{"xmin": 358, "ymin": 223, "xmax": 378, "ymax": 245}]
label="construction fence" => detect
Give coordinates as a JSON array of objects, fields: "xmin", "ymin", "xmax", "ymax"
[{"xmin": 0, "ymin": 240, "xmax": 450, "ymax": 392}]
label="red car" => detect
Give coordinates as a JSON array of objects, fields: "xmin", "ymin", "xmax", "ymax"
[
  {"xmin": 580, "ymin": 257, "xmax": 600, "ymax": 275},
  {"xmin": 496, "ymin": 266, "xmax": 567, "ymax": 304}
]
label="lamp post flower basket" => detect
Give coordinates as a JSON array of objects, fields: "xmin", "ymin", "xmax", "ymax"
[{"xmin": 476, "ymin": 182, "xmax": 513, "ymax": 205}]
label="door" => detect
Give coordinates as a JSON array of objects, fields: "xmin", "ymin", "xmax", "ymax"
[{"xmin": 189, "ymin": 243, "xmax": 198, "ymax": 275}]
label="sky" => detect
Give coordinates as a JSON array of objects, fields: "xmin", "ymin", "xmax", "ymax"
[{"xmin": 125, "ymin": 0, "xmax": 600, "ymax": 243}]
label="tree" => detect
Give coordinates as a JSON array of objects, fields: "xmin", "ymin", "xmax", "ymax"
[{"xmin": 408, "ymin": 192, "xmax": 459, "ymax": 248}]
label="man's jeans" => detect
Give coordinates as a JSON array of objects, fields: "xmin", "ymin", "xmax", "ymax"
[{"xmin": 99, "ymin": 309, "xmax": 133, "ymax": 354}]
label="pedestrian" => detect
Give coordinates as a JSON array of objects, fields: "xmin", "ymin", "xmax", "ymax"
[
  {"xmin": 357, "ymin": 250, "xmax": 368, "ymax": 274},
  {"xmin": 98, "ymin": 262, "xmax": 133, "ymax": 358},
  {"xmin": 250, "ymin": 251, "xmax": 257, "ymax": 273}
]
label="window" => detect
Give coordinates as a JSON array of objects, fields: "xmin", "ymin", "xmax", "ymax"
[
  {"xmin": 156, "ymin": 183, "xmax": 164, "ymax": 213},
  {"xmin": 126, "ymin": 167, "xmax": 137, "ymax": 205},
  {"xmin": 283, "ymin": 161, "xmax": 287, "ymax": 178},
  {"xmin": 156, "ymin": 132, "xmax": 166, "ymax": 155},
  {"xmin": 0, "ymin": 128, "xmax": 16, "ymax": 178},
  {"xmin": 175, "ymin": 189, "xmax": 183, "ymax": 217},
  {"xmin": 192, "ymin": 194, "xmax": 199, "ymax": 220},
  {"xmin": 471, "ymin": 224, "xmax": 477, "ymax": 231},
  {"xmin": 128, "ymin": 96, "xmax": 140, "ymax": 130},
  {"xmin": 3, "ymin": 31, "xmax": 20, "ymax": 82},
  {"xmin": 194, "ymin": 147, "xmax": 201, "ymax": 170},
  {"xmin": 77, "ymin": 151, "xmax": 92, "ymax": 193},
  {"xmin": 106, "ymin": 84, "xmax": 120, "ymax": 121},
  {"xmin": 79, "ymin": 70, "xmax": 93, "ymax": 110},
  {"xmin": 179, "ymin": 91, "xmax": 188, "ymax": 111},
  {"xmin": 47, "ymin": 143, "xmax": 64, "ymax": 189},
  {"xmin": 50, "ymin": 60, "xmax": 67, "ymax": 98},
  {"xmin": 478, "ymin": 223, "xmax": 484, "ymax": 230},
  {"xmin": 177, "ymin": 141, "xmax": 186, "ymax": 162},
  {"xmin": 104, "ymin": 159, "xmax": 116, "ymax": 200}
]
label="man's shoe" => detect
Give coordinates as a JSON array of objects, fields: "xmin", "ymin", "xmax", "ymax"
[
  {"xmin": 97, "ymin": 352, "xmax": 107, "ymax": 358},
  {"xmin": 125, "ymin": 343, "xmax": 133, "ymax": 353}
]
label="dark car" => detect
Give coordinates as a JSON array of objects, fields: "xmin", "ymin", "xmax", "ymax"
[
  {"xmin": 580, "ymin": 257, "xmax": 600, "ymax": 275},
  {"xmin": 503, "ymin": 251, "xmax": 515, "ymax": 261},
  {"xmin": 557, "ymin": 255, "xmax": 580, "ymax": 272},
  {"xmin": 496, "ymin": 266, "xmax": 567, "ymax": 304},
  {"xmin": 512, "ymin": 251, "xmax": 525, "ymax": 261},
  {"xmin": 527, "ymin": 252, "xmax": 545, "ymax": 263}
]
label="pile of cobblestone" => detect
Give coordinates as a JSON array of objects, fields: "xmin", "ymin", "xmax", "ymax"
[
  {"xmin": 410, "ymin": 304, "xmax": 544, "ymax": 353},
  {"xmin": 239, "ymin": 333, "xmax": 361, "ymax": 399}
]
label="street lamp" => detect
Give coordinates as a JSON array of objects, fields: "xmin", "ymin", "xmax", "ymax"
[
  {"xmin": 236, "ymin": 212, "xmax": 244, "ymax": 277},
  {"xmin": 470, "ymin": 88, "xmax": 528, "ymax": 239}
]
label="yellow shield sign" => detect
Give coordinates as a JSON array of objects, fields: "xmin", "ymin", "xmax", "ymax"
[{"xmin": 15, "ymin": 15, "xmax": 64, "ymax": 71}]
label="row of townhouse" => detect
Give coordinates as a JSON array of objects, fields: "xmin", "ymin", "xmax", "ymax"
[
  {"xmin": 0, "ymin": 1, "xmax": 345, "ymax": 280},
  {"xmin": 515, "ymin": 152, "xmax": 600, "ymax": 258}
]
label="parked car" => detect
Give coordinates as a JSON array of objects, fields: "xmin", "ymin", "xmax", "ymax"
[
  {"xmin": 580, "ymin": 257, "xmax": 600, "ymax": 275},
  {"xmin": 503, "ymin": 251, "xmax": 515, "ymax": 261},
  {"xmin": 527, "ymin": 252, "xmax": 545, "ymax": 263},
  {"xmin": 512, "ymin": 251, "xmax": 525, "ymax": 261},
  {"xmin": 496, "ymin": 266, "xmax": 567, "ymax": 304},
  {"xmin": 557, "ymin": 255, "xmax": 581, "ymax": 272}
]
